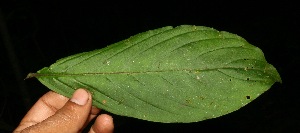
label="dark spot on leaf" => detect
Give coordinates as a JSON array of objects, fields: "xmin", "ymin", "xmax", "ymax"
[
  {"xmin": 229, "ymin": 79, "xmax": 232, "ymax": 81},
  {"xmin": 197, "ymin": 96, "xmax": 205, "ymax": 100},
  {"xmin": 246, "ymin": 77, "xmax": 250, "ymax": 80},
  {"xmin": 246, "ymin": 96, "xmax": 251, "ymax": 99},
  {"xmin": 185, "ymin": 99, "xmax": 191, "ymax": 104},
  {"xmin": 157, "ymin": 62, "xmax": 161, "ymax": 68}
]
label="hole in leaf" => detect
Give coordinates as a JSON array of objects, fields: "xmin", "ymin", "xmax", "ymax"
[
  {"xmin": 246, "ymin": 96, "xmax": 251, "ymax": 99},
  {"xmin": 246, "ymin": 77, "xmax": 250, "ymax": 80}
]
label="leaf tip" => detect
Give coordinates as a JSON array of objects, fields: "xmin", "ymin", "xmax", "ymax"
[
  {"xmin": 274, "ymin": 70, "xmax": 282, "ymax": 84},
  {"xmin": 277, "ymin": 77, "xmax": 283, "ymax": 84}
]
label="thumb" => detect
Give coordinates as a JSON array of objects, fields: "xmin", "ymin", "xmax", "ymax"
[{"xmin": 34, "ymin": 89, "xmax": 92, "ymax": 133}]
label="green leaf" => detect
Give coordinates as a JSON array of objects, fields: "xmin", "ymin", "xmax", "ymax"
[{"xmin": 28, "ymin": 25, "xmax": 281, "ymax": 123}]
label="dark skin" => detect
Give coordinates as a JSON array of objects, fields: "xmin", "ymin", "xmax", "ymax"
[{"xmin": 14, "ymin": 89, "xmax": 114, "ymax": 133}]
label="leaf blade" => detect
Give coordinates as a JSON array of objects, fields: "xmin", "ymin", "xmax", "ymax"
[{"xmin": 34, "ymin": 25, "xmax": 281, "ymax": 123}]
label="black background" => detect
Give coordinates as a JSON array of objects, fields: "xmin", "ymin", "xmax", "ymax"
[{"xmin": 0, "ymin": 1, "xmax": 299, "ymax": 133}]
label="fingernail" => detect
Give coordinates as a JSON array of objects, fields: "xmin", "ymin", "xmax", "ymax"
[{"xmin": 70, "ymin": 89, "xmax": 89, "ymax": 105}]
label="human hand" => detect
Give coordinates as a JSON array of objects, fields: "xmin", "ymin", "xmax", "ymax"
[{"xmin": 13, "ymin": 88, "xmax": 114, "ymax": 133}]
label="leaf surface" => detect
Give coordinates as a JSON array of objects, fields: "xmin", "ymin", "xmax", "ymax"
[{"xmin": 31, "ymin": 25, "xmax": 281, "ymax": 123}]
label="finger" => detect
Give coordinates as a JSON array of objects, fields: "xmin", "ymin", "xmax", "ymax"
[
  {"xmin": 19, "ymin": 89, "xmax": 93, "ymax": 133},
  {"xmin": 14, "ymin": 91, "xmax": 69, "ymax": 132},
  {"xmin": 83, "ymin": 106, "xmax": 101, "ymax": 129},
  {"xmin": 89, "ymin": 106, "xmax": 101, "ymax": 121},
  {"xmin": 89, "ymin": 114, "xmax": 114, "ymax": 133}
]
